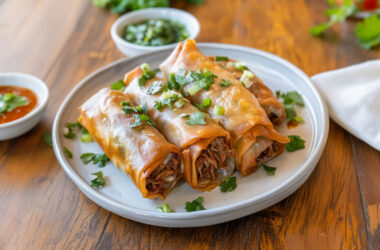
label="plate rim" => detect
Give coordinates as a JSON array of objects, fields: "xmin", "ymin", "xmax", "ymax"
[{"xmin": 52, "ymin": 43, "xmax": 329, "ymax": 221}]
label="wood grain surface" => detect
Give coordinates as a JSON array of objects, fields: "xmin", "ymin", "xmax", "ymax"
[{"xmin": 0, "ymin": 0, "xmax": 379, "ymax": 249}]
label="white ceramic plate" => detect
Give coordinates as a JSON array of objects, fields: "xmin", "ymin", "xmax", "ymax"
[{"xmin": 52, "ymin": 43, "xmax": 328, "ymax": 227}]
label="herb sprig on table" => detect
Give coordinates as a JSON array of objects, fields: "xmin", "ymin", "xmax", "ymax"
[{"xmin": 310, "ymin": 0, "xmax": 380, "ymax": 49}]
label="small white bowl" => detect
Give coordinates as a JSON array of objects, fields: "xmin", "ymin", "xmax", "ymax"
[
  {"xmin": 0, "ymin": 72, "xmax": 49, "ymax": 140},
  {"xmin": 111, "ymin": 8, "xmax": 200, "ymax": 57}
]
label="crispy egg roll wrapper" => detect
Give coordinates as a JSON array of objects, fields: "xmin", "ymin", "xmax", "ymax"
[
  {"xmin": 123, "ymin": 67, "xmax": 234, "ymax": 191},
  {"xmin": 210, "ymin": 57, "xmax": 286, "ymax": 125},
  {"xmin": 78, "ymin": 88, "xmax": 182, "ymax": 199},
  {"xmin": 160, "ymin": 39, "xmax": 290, "ymax": 176}
]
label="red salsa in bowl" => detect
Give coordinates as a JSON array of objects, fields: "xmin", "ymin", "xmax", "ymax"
[{"xmin": 0, "ymin": 86, "xmax": 38, "ymax": 124}]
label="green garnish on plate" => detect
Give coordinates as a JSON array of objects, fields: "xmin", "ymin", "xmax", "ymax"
[
  {"xmin": 157, "ymin": 203, "xmax": 173, "ymax": 213},
  {"xmin": 263, "ymin": 164, "xmax": 276, "ymax": 176},
  {"xmin": 219, "ymin": 176, "xmax": 237, "ymax": 192},
  {"xmin": 185, "ymin": 196, "xmax": 205, "ymax": 212},
  {"xmin": 90, "ymin": 171, "xmax": 105, "ymax": 189},
  {"xmin": 286, "ymin": 135, "xmax": 306, "ymax": 152},
  {"xmin": 80, "ymin": 152, "xmax": 110, "ymax": 168}
]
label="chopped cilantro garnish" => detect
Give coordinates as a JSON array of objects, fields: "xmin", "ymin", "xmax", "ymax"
[
  {"xmin": 175, "ymin": 69, "xmax": 191, "ymax": 88},
  {"xmin": 63, "ymin": 147, "xmax": 73, "ymax": 159},
  {"xmin": 275, "ymin": 90, "xmax": 281, "ymax": 98},
  {"xmin": 195, "ymin": 98, "xmax": 212, "ymax": 111},
  {"xmin": 185, "ymin": 196, "xmax": 205, "ymax": 212},
  {"xmin": 219, "ymin": 176, "xmax": 237, "ymax": 192},
  {"xmin": 80, "ymin": 152, "xmax": 109, "ymax": 167},
  {"xmin": 282, "ymin": 91, "xmax": 304, "ymax": 107},
  {"xmin": 184, "ymin": 111, "xmax": 207, "ymax": 125},
  {"xmin": 157, "ymin": 203, "xmax": 173, "ymax": 213},
  {"xmin": 174, "ymin": 99, "xmax": 185, "ymax": 108},
  {"xmin": 121, "ymin": 101, "xmax": 137, "ymax": 114},
  {"xmin": 130, "ymin": 114, "xmax": 143, "ymax": 128},
  {"xmin": 262, "ymin": 164, "xmax": 276, "ymax": 176},
  {"xmin": 110, "ymin": 80, "xmax": 125, "ymax": 91},
  {"xmin": 63, "ymin": 122, "xmax": 90, "ymax": 140},
  {"xmin": 136, "ymin": 103, "xmax": 148, "ymax": 114},
  {"xmin": 43, "ymin": 131, "xmax": 52, "ymax": 147},
  {"xmin": 186, "ymin": 69, "xmax": 217, "ymax": 95},
  {"xmin": 154, "ymin": 101, "xmax": 164, "ymax": 110},
  {"xmin": 219, "ymin": 79, "xmax": 231, "ymax": 87},
  {"xmin": 0, "ymin": 93, "xmax": 29, "ymax": 116},
  {"xmin": 286, "ymin": 135, "xmax": 306, "ymax": 152},
  {"xmin": 90, "ymin": 171, "xmax": 105, "ymax": 189},
  {"xmin": 139, "ymin": 113, "xmax": 157, "ymax": 127},
  {"xmin": 138, "ymin": 63, "xmax": 156, "ymax": 86},
  {"xmin": 146, "ymin": 81, "xmax": 163, "ymax": 95},
  {"xmin": 215, "ymin": 56, "xmax": 229, "ymax": 61},
  {"xmin": 284, "ymin": 106, "xmax": 297, "ymax": 121},
  {"xmin": 355, "ymin": 14, "xmax": 380, "ymax": 49}
]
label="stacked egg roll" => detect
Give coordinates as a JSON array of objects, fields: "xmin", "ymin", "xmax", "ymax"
[
  {"xmin": 210, "ymin": 57, "xmax": 286, "ymax": 125},
  {"xmin": 160, "ymin": 39, "xmax": 290, "ymax": 176},
  {"xmin": 123, "ymin": 67, "xmax": 234, "ymax": 191},
  {"xmin": 78, "ymin": 88, "xmax": 182, "ymax": 199}
]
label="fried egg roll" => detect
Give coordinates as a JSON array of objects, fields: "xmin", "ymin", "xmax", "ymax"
[
  {"xmin": 123, "ymin": 67, "xmax": 234, "ymax": 191},
  {"xmin": 160, "ymin": 39, "xmax": 290, "ymax": 176},
  {"xmin": 210, "ymin": 56, "xmax": 286, "ymax": 125},
  {"xmin": 78, "ymin": 88, "xmax": 182, "ymax": 199}
]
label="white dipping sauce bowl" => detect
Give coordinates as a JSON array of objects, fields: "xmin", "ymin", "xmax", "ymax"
[
  {"xmin": 111, "ymin": 8, "xmax": 200, "ymax": 57},
  {"xmin": 0, "ymin": 72, "xmax": 49, "ymax": 140}
]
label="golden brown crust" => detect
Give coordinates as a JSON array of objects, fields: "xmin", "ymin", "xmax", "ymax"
[{"xmin": 78, "ymin": 88, "xmax": 181, "ymax": 199}]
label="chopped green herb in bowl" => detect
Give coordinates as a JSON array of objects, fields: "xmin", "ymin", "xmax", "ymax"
[{"xmin": 124, "ymin": 18, "xmax": 189, "ymax": 46}]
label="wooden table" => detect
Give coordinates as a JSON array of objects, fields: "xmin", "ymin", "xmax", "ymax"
[{"xmin": 1, "ymin": 0, "xmax": 379, "ymax": 249}]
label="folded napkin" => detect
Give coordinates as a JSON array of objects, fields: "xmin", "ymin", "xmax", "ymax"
[{"xmin": 311, "ymin": 60, "xmax": 380, "ymax": 151}]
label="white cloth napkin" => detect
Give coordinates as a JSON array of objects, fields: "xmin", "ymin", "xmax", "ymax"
[{"xmin": 311, "ymin": 60, "xmax": 380, "ymax": 151}]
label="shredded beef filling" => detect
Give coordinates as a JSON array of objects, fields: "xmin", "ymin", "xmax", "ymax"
[
  {"xmin": 146, "ymin": 153, "xmax": 182, "ymax": 193},
  {"xmin": 195, "ymin": 137, "xmax": 233, "ymax": 180},
  {"xmin": 256, "ymin": 141, "xmax": 282, "ymax": 165}
]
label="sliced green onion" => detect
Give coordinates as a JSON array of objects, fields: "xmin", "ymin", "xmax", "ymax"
[
  {"xmin": 213, "ymin": 106, "xmax": 225, "ymax": 115},
  {"xmin": 174, "ymin": 99, "xmax": 185, "ymax": 108},
  {"xmin": 187, "ymin": 84, "xmax": 202, "ymax": 95},
  {"xmin": 240, "ymin": 70, "xmax": 254, "ymax": 88},
  {"xmin": 215, "ymin": 56, "xmax": 229, "ymax": 61},
  {"xmin": 233, "ymin": 61, "xmax": 248, "ymax": 71},
  {"xmin": 80, "ymin": 133, "xmax": 93, "ymax": 143},
  {"xmin": 140, "ymin": 63, "xmax": 149, "ymax": 73}
]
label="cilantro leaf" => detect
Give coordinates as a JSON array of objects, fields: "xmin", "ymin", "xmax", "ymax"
[
  {"xmin": 121, "ymin": 101, "xmax": 137, "ymax": 114},
  {"xmin": 263, "ymin": 164, "xmax": 276, "ymax": 176},
  {"xmin": 284, "ymin": 106, "xmax": 297, "ymax": 121},
  {"xmin": 110, "ymin": 80, "xmax": 125, "ymax": 91},
  {"xmin": 80, "ymin": 152, "xmax": 110, "ymax": 167},
  {"xmin": 219, "ymin": 79, "xmax": 231, "ymax": 87},
  {"xmin": 355, "ymin": 14, "xmax": 380, "ymax": 49},
  {"xmin": 63, "ymin": 147, "xmax": 73, "ymax": 159},
  {"xmin": 157, "ymin": 203, "xmax": 173, "ymax": 213},
  {"xmin": 146, "ymin": 81, "xmax": 163, "ymax": 95},
  {"xmin": 90, "ymin": 171, "xmax": 105, "ymax": 189},
  {"xmin": 92, "ymin": 153, "xmax": 109, "ymax": 167},
  {"xmin": 80, "ymin": 153, "xmax": 96, "ymax": 164},
  {"xmin": 185, "ymin": 196, "xmax": 205, "ymax": 212},
  {"xmin": 154, "ymin": 101, "xmax": 164, "ymax": 110},
  {"xmin": 219, "ymin": 176, "xmax": 237, "ymax": 192},
  {"xmin": 310, "ymin": 0, "xmax": 357, "ymax": 36},
  {"xmin": 195, "ymin": 98, "xmax": 212, "ymax": 111},
  {"xmin": 0, "ymin": 93, "xmax": 29, "ymax": 116},
  {"xmin": 286, "ymin": 135, "xmax": 306, "ymax": 152},
  {"xmin": 130, "ymin": 114, "xmax": 143, "ymax": 128},
  {"xmin": 136, "ymin": 103, "xmax": 148, "ymax": 114},
  {"xmin": 185, "ymin": 111, "xmax": 207, "ymax": 125},
  {"xmin": 282, "ymin": 91, "xmax": 304, "ymax": 106},
  {"xmin": 43, "ymin": 131, "xmax": 52, "ymax": 147}
]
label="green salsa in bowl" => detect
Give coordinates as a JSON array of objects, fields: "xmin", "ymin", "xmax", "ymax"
[
  {"xmin": 111, "ymin": 8, "xmax": 200, "ymax": 56},
  {"xmin": 124, "ymin": 18, "xmax": 189, "ymax": 46}
]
